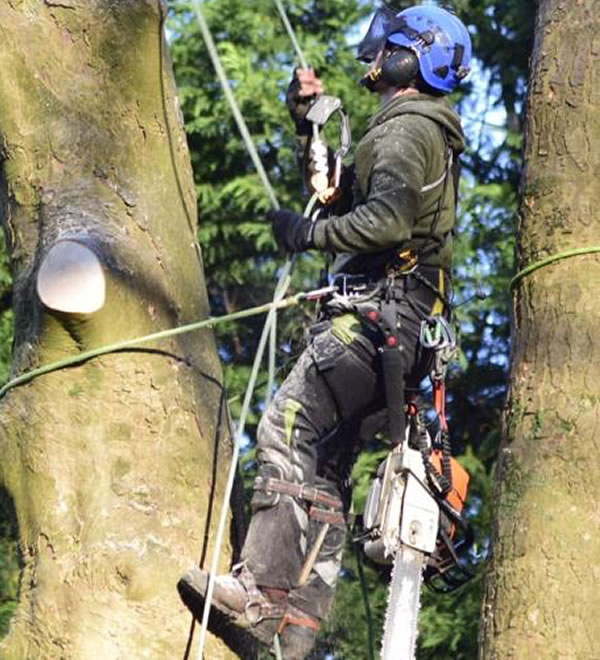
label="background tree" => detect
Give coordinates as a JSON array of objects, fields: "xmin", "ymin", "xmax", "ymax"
[
  {"xmin": 0, "ymin": 2, "xmax": 236, "ymax": 658},
  {"xmin": 480, "ymin": 0, "xmax": 600, "ymax": 657}
]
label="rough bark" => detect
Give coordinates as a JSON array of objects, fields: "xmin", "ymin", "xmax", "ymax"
[
  {"xmin": 0, "ymin": 2, "xmax": 237, "ymax": 658},
  {"xmin": 480, "ymin": 1, "xmax": 600, "ymax": 658}
]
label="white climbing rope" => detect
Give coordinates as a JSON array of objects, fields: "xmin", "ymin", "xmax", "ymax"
[{"xmin": 188, "ymin": 2, "xmax": 319, "ymax": 657}]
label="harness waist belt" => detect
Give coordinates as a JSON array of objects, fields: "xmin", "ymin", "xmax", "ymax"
[{"xmin": 331, "ymin": 267, "xmax": 451, "ymax": 312}]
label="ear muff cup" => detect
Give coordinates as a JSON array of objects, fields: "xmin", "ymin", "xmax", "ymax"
[{"xmin": 381, "ymin": 49, "xmax": 420, "ymax": 88}]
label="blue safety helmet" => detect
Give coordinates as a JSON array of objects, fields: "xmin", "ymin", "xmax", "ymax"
[{"xmin": 357, "ymin": 5, "xmax": 472, "ymax": 94}]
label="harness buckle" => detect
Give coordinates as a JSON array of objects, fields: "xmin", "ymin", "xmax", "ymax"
[
  {"xmin": 298, "ymin": 482, "xmax": 316, "ymax": 503},
  {"xmin": 420, "ymin": 316, "xmax": 457, "ymax": 384},
  {"xmin": 386, "ymin": 249, "xmax": 418, "ymax": 276},
  {"xmin": 398, "ymin": 249, "xmax": 418, "ymax": 272},
  {"xmin": 330, "ymin": 273, "xmax": 374, "ymax": 298}
]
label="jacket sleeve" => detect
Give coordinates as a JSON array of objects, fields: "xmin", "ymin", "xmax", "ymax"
[{"xmin": 312, "ymin": 115, "xmax": 436, "ymax": 253}]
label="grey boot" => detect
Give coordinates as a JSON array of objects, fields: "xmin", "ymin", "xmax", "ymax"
[
  {"xmin": 177, "ymin": 563, "xmax": 320, "ymax": 659},
  {"xmin": 178, "ymin": 563, "xmax": 286, "ymax": 648}
]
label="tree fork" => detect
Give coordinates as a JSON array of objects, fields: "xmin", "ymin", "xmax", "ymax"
[
  {"xmin": 480, "ymin": 0, "xmax": 600, "ymax": 658},
  {"xmin": 0, "ymin": 2, "xmax": 237, "ymax": 658}
]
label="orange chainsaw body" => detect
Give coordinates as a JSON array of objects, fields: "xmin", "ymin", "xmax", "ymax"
[{"xmin": 430, "ymin": 450, "xmax": 469, "ymax": 514}]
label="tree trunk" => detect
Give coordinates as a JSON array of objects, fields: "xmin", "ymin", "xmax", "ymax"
[
  {"xmin": 0, "ymin": 2, "xmax": 236, "ymax": 657},
  {"xmin": 480, "ymin": 1, "xmax": 600, "ymax": 657}
]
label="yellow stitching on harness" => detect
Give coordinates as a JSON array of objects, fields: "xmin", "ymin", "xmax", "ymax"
[
  {"xmin": 284, "ymin": 399, "xmax": 303, "ymax": 446},
  {"xmin": 430, "ymin": 269, "xmax": 445, "ymax": 316},
  {"xmin": 331, "ymin": 314, "xmax": 360, "ymax": 345}
]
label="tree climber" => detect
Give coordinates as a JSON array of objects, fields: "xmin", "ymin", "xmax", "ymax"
[{"xmin": 179, "ymin": 5, "xmax": 472, "ymax": 658}]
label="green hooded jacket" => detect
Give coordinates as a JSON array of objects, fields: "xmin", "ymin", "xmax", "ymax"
[{"xmin": 311, "ymin": 92, "xmax": 465, "ymax": 274}]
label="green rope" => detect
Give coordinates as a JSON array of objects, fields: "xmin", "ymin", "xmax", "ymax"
[
  {"xmin": 510, "ymin": 246, "xmax": 600, "ymax": 290},
  {"xmin": 273, "ymin": 0, "xmax": 309, "ymax": 70},
  {"xmin": 0, "ymin": 293, "xmax": 302, "ymax": 400}
]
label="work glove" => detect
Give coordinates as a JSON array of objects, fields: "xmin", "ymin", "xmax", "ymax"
[
  {"xmin": 269, "ymin": 209, "xmax": 316, "ymax": 253},
  {"xmin": 286, "ymin": 68, "xmax": 323, "ymax": 136}
]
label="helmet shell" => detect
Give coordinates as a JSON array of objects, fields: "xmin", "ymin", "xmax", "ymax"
[{"xmin": 387, "ymin": 6, "xmax": 472, "ymax": 94}]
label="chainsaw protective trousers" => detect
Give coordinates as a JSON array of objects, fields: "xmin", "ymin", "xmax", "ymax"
[{"xmin": 241, "ymin": 291, "xmax": 434, "ymax": 621}]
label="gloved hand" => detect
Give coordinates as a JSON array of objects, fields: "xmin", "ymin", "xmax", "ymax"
[
  {"xmin": 269, "ymin": 209, "xmax": 316, "ymax": 253},
  {"xmin": 286, "ymin": 68, "xmax": 323, "ymax": 136}
]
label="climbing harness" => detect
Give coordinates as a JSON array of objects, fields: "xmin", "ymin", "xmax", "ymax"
[{"xmin": 322, "ymin": 256, "xmax": 472, "ymax": 655}]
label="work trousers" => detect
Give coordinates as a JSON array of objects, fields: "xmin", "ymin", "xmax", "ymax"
[{"xmin": 241, "ymin": 274, "xmax": 444, "ymax": 620}]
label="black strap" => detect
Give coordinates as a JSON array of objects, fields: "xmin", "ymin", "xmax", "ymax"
[
  {"xmin": 451, "ymin": 44, "xmax": 465, "ymax": 71},
  {"xmin": 357, "ymin": 294, "xmax": 406, "ymax": 446},
  {"xmin": 381, "ymin": 346, "xmax": 406, "ymax": 446}
]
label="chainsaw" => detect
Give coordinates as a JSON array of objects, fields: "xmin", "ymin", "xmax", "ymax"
[{"xmin": 361, "ymin": 401, "xmax": 471, "ymax": 659}]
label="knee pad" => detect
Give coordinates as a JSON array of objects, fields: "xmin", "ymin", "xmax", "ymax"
[
  {"xmin": 310, "ymin": 330, "xmax": 379, "ymax": 418},
  {"xmin": 319, "ymin": 521, "xmax": 346, "ymax": 558}
]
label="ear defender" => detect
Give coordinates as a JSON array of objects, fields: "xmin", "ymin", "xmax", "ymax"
[{"xmin": 381, "ymin": 48, "xmax": 420, "ymax": 88}]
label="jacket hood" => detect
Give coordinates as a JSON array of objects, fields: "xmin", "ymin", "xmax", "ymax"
[{"xmin": 367, "ymin": 93, "xmax": 466, "ymax": 153}]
